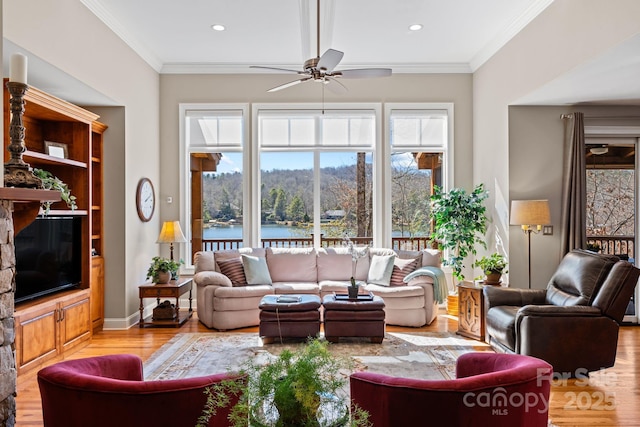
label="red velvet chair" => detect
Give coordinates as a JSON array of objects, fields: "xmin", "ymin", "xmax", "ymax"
[
  {"xmin": 37, "ymin": 354, "xmax": 243, "ymax": 427},
  {"xmin": 350, "ymin": 352, "xmax": 552, "ymax": 427}
]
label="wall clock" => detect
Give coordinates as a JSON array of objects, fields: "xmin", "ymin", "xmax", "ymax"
[{"xmin": 136, "ymin": 177, "xmax": 155, "ymax": 222}]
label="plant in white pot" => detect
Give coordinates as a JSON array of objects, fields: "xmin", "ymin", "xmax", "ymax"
[{"xmin": 429, "ymin": 184, "xmax": 488, "ymax": 312}]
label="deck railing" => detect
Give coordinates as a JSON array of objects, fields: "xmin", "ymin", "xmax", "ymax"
[
  {"xmin": 587, "ymin": 235, "xmax": 635, "ymax": 260},
  {"xmin": 202, "ymin": 236, "xmax": 433, "ymax": 252}
]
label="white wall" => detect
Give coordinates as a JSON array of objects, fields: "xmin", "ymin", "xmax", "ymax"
[
  {"xmin": 4, "ymin": 0, "xmax": 161, "ymax": 324},
  {"xmin": 474, "ymin": 0, "xmax": 640, "ymax": 288}
]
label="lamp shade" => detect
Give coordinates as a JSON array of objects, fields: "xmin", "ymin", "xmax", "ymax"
[
  {"xmin": 510, "ymin": 200, "xmax": 551, "ymax": 226},
  {"xmin": 157, "ymin": 221, "xmax": 187, "ymax": 244}
]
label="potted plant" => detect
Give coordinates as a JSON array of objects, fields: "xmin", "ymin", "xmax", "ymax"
[
  {"xmin": 198, "ymin": 339, "xmax": 370, "ymax": 427},
  {"xmin": 430, "ymin": 184, "xmax": 488, "ymax": 315},
  {"xmin": 33, "ymin": 168, "xmax": 77, "ymax": 214},
  {"xmin": 146, "ymin": 256, "xmax": 183, "ymax": 284},
  {"xmin": 343, "ymin": 236, "xmax": 368, "ymax": 299},
  {"xmin": 474, "ymin": 253, "xmax": 508, "ymax": 285},
  {"xmin": 429, "ymin": 184, "xmax": 488, "ymax": 283}
]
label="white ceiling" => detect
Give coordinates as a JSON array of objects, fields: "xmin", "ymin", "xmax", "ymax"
[
  {"xmin": 4, "ymin": 0, "xmax": 639, "ymax": 106},
  {"xmin": 82, "ymin": 0, "xmax": 552, "ymax": 74}
]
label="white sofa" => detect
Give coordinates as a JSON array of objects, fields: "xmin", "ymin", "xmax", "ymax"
[{"xmin": 194, "ymin": 246, "xmax": 444, "ymax": 331}]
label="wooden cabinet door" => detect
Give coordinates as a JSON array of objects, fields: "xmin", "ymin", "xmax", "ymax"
[
  {"xmin": 90, "ymin": 256, "xmax": 105, "ymax": 331},
  {"xmin": 457, "ymin": 284, "xmax": 484, "ymax": 341},
  {"xmin": 15, "ymin": 300, "xmax": 58, "ymax": 374},
  {"xmin": 59, "ymin": 292, "xmax": 91, "ymax": 353}
]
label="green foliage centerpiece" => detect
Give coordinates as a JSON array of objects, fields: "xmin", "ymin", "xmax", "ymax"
[
  {"xmin": 198, "ymin": 339, "xmax": 370, "ymax": 427},
  {"xmin": 146, "ymin": 256, "xmax": 183, "ymax": 284},
  {"xmin": 429, "ymin": 184, "xmax": 488, "ymax": 283},
  {"xmin": 33, "ymin": 168, "xmax": 77, "ymax": 214},
  {"xmin": 474, "ymin": 253, "xmax": 508, "ymax": 284}
]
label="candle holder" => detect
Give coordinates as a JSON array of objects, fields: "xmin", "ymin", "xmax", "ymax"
[{"xmin": 4, "ymin": 81, "xmax": 41, "ymax": 188}]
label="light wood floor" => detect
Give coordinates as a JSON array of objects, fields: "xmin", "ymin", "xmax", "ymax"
[{"xmin": 15, "ymin": 312, "xmax": 640, "ymax": 426}]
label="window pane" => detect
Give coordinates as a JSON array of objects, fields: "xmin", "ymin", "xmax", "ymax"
[
  {"xmin": 260, "ymin": 152, "xmax": 314, "ymax": 245},
  {"xmin": 200, "ymin": 152, "xmax": 244, "ymax": 248},
  {"xmin": 320, "ymin": 152, "xmax": 373, "ymax": 243},
  {"xmin": 390, "ymin": 109, "xmax": 447, "ymax": 148},
  {"xmin": 391, "ymin": 152, "xmax": 435, "ymax": 238},
  {"xmin": 186, "ymin": 110, "xmax": 243, "ymax": 147}
]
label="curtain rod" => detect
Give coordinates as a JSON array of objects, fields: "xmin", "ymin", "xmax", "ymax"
[{"xmin": 561, "ymin": 114, "xmax": 640, "ymax": 120}]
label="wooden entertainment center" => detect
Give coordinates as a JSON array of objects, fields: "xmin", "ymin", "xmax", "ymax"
[{"xmin": 3, "ymin": 81, "xmax": 107, "ymax": 374}]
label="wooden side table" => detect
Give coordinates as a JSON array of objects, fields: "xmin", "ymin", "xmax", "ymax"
[
  {"xmin": 457, "ymin": 281, "xmax": 485, "ymax": 341},
  {"xmin": 138, "ymin": 277, "xmax": 193, "ymax": 328}
]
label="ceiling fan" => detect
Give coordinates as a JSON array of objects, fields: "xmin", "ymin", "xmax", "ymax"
[{"xmin": 250, "ymin": 0, "xmax": 392, "ymax": 94}]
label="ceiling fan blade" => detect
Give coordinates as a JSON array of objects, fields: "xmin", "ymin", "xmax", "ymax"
[
  {"xmin": 333, "ymin": 68, "xmax": 393, "ymax": 79},
  {"xmin": 324, "ymin": 77, "xmax": 348, "ymax": 95},
  {"xmin": 250, "ymin": 65, "xmax": 305, "ymax": 75},
  {"xmin": 317, "ymin": 49, "xmax": 344, "ymax": 72},
  {"xmin": 266, "ymin": 77, "xmax": 312, "ymax": 92}
]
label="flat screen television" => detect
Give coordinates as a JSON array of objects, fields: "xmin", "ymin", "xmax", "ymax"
[{"xmin": 14, "ymin": 216, "xmax": 82, "ymax": 303}]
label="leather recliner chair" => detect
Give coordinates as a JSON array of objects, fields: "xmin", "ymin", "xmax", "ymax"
[{"xmin": 483, "ymin": 249, "xmax": 639, "ymax": 376}]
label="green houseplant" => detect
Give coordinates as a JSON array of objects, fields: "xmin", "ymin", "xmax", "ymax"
[
  {"xmin": 197, "ymin": 339, "xmax": 370, "ymax": 427},
  {"xmin": 474, "ymin": 253, "xmax": 508, "ymax": 284},
  {"xmin": 146, "ymin": 256, "xmax": 183, "ymax": 284},
  {"xmin": 33, "ymin": 168, "xmax": 77, "ymax": 214},
  {"xmin": 429, "ymin": 184, "xmax": 489, "ymax": 283}
]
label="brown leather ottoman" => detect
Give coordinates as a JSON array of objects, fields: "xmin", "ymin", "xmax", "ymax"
[
  {"xmin": 322, "ymin": 294, "xmax": 386, "ymax": 343},
  {"xmin": 259, "ymin": 294, "xmax": 321, "ymax": 343}
]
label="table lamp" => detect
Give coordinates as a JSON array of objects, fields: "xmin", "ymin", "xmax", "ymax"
[{"xmin": 157, "ymin": 221, "xmax": 187, "ymax": 261}]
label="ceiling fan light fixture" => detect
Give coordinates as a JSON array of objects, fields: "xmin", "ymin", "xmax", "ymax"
[
  {"xmin": 211, "ymin": 24, "xmax": 225, "ymax": 31},
  {"xmin": 409, "ymin": 24, "xmax": 423, "ymax": 31}
]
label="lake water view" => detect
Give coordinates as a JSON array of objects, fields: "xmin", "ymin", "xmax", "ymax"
[{"xmin": 203, "ymin": 224, "xmax": 410, "ymax": 239}]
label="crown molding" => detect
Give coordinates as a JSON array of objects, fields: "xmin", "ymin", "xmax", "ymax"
[
  {"xmin": 81, "ymin": 0, "xmax": 163, "ymax": 72},
  {"xmin": 469, "ymin": 0, "xmax": 554, "ymax": 72},
  {"xmin": 160, "ymin": 62, "xmax": 472, "ymax": 74}
]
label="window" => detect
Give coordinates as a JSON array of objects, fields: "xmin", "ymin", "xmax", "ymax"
[
  {"xmin": 257, "ymin": 106, "xmax": 377, "ymax": 246},
  {"xmin": 181, "ymin": 105, "xmax": 248, "ymax": 261},
  {"xmin": 386, "ymin": 105, "xmax": 452, "ymax": 249},
  {"xmin": 181, "ymin": 103, "xmax": 451, "ymax": 257}
]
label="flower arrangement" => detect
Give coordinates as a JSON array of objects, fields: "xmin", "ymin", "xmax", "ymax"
[
  {"xmin": 197, "ymin": 339, "xmax": 371, "ymax": 427},
  {"xmin": 343, "ymin": 235, "xmax": 368, "ymax": 297}
]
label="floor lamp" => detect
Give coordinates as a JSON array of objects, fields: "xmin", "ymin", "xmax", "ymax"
[
  {"xmin": 157, "ymin": 221, "xmax": 187, "ymax": 261},
  {"xmin": 510, "ymin": 200, "xmax": 551, "ymax": 289}
]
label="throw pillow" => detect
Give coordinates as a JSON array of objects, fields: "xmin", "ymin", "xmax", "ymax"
[
  {"xmin": 216, "ymin": 257, "xmax": 247, "ymax": 287},
  {"xmin": 367, "ymin": 254, "xmax": 395, "ymax": 286},
  {"xmin": 241, "ymin": 254, "xmax": 273, "ymax": 285},
  {"xmin": 389, "ymin": 257, "xmax": 419, "ymax": 286}
]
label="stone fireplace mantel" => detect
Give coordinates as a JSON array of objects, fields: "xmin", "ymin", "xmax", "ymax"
[{"xmin": 0, "ymin": 186, "xmax": 60, "ymax": 427}]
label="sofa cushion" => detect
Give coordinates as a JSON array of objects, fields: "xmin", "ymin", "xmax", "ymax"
[
  {"xmin": 367, "ymin": 254, "xmax": 395, "ymax": 286},
  {"xmin": 214, "ymin": 284, "xmax": 273, "ymax": 299},
  {"xmin": 241, "ymin": 254, "xmax": 273, "ymax": 285},
  {"xmin": 216, "ymin": 257, "xmax": 248, "ymax": 286},
  {"xmin": 389, "ymin": 257, "xmax": 420, "ymax": 286},
  {"xmin": 421, "ymin": 249, "xmax": 441, "ymax": 267},
  {"xmin": 266, "ymin": 247, "xmax": 317, "ymax": 282},
  {"xmin": 193, "ymin": 271, "xmax": 232, "ymax": 287},
  {"xmin": 317, "ymin": 248, "xmax": 353, "ymax": 281}
]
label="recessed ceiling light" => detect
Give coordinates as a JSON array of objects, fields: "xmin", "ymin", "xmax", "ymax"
[
  {"xmin": 211, "ymin": 24, "xmax": 225, "ymax": 31},
  {"xmin": 409, "ymin": 24, "xmax": 423, "ymax": 31}
]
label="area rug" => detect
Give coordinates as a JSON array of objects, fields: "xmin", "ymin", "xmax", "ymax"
[{"xmin": 144, "ymin": 331, "xmax": 492, "ymax": 382}]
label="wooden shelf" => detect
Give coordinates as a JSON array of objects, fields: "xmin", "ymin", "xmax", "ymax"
[
  {"xmin": 5, "ymin": 81, "xmax": 108, "ymax": 374},
  {"xmin": 0, "ymin": 187, "xmax": 61, "ymax": 202},
  {"xmin": 43, "ymin": 209, "xmax": 88, "ymax": 216},
  {"xmin": 24, "ymin": 150, "xmax": 87, "ymax": 169}
]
